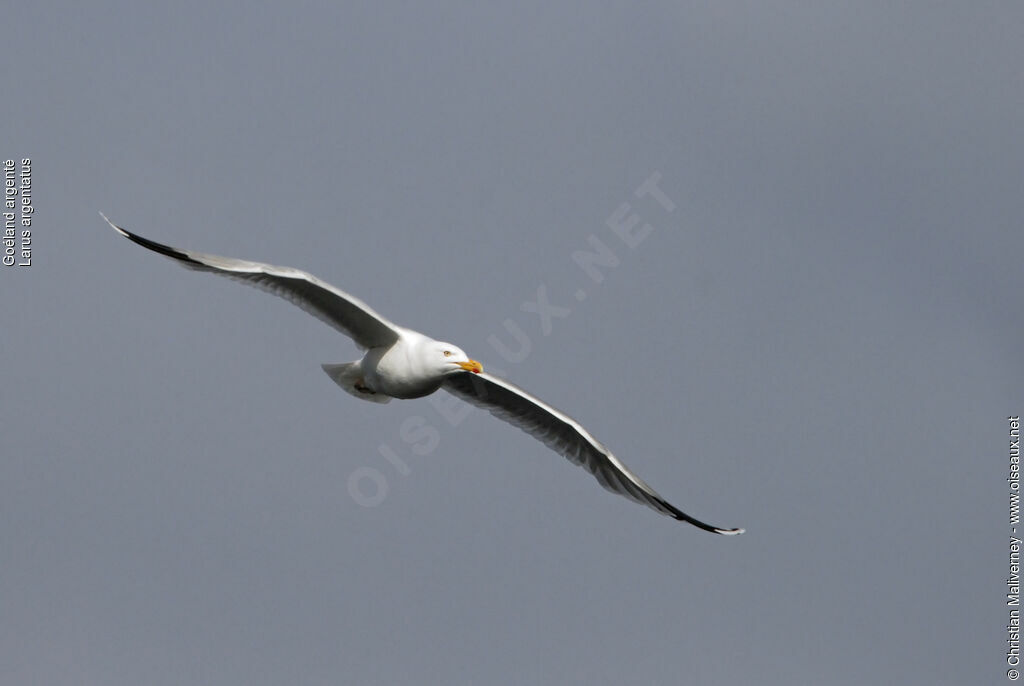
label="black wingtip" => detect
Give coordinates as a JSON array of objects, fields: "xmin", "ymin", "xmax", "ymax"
[
  {"xmin": 102, "ymin": 212, "xmax": 204, "ymax": 267},
  {"xmin": 660, "ymin": 497, "xmax": 744, "ymax": 535},
  {"xmin": 677, "ymin": 514, "xmax": 745, "ymax": 536},
  {"xmin": 99, "ymin": 211, "xmax": 129, "ymax": 238}
]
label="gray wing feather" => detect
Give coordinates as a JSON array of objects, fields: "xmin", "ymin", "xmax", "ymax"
[
  {"xmin": 103, "ymin": 214, "xmax": 400, "ymax": 349},
  {"xmin": 443, "ymin": 371, "xmax": 743, "ymax": 534}
]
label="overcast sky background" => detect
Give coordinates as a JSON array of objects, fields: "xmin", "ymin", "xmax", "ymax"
[{"xmin": 2, "ymin": 3, "xmax": 1022, "ymax": 684}]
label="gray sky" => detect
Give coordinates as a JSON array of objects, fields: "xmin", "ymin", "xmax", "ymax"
[{"xmin": 2, "ymin": 2, "xmax": 1022, "ymax": 684}]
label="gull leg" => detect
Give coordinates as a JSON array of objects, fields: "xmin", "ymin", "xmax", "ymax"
[{"xmin": 322, "ymin": 363, "xmax": 391, "ymax": 404}]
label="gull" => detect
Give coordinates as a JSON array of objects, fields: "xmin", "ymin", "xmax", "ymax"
[{"xmin": 103, "ymin": 213, "xmax": 743, "ymax": 534}]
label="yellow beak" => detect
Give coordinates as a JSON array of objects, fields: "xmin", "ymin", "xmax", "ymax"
[{"xmin": 456, "ymin": 359, "xmax": 483, "ymax": 374}]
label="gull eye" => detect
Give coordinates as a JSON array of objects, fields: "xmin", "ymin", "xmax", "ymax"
[{"xmin": 443, "ymin": 350, "xmax": 451, "ymax": 357}]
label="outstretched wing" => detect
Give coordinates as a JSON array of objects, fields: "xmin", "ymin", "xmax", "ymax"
[
  {"xmin": 443, "ymin": 371, "xmax": 743, "ymax": 534},
  {"xmin": 103, "ymin": 213, "xmax": 401, "ymax": 349}
]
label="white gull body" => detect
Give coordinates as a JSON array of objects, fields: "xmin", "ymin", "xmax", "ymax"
[{"xmin": 104, "ymin": 213, "xmax": 743, "ymax": 535}]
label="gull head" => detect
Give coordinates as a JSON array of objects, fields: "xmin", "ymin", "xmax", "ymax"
[{"xmin": 431, "ymin": 341, "xmax": 483, "ymax": 375}]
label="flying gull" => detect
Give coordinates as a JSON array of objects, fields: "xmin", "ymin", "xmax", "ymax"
[{"xmin": 103, "ymin": 213, "xmax": 743, "ymax": 535}]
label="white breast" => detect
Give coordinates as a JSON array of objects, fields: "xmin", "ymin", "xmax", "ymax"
[{"xmin": 363, "ymin": 332, "xmax": 444, "ymax": 399}]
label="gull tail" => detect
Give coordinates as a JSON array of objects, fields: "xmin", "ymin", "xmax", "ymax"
[{"xmin": 322, "ymin": 362, "xmax": 391, "ymax": 404}]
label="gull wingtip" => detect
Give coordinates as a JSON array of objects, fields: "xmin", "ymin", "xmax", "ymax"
[{"xmin": 99, "ymin": 211, "xmax": 129, "ymax": 238}]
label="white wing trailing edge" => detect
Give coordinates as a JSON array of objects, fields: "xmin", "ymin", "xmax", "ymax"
[
  {"xmin": 444, "ymin": 372, "xmax": 744, "ymax": 535},
  {"xmin": 101, "ymin": 213, "xmax": 400, "ymax": 349}
]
